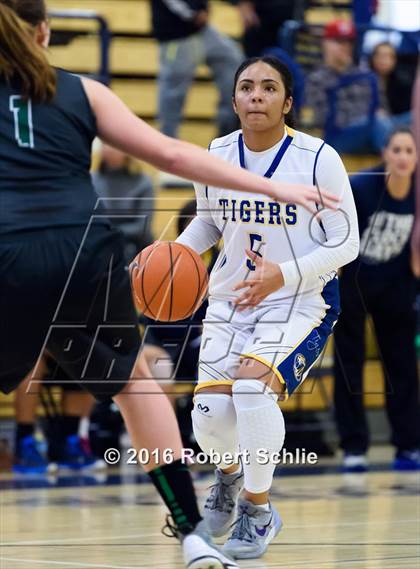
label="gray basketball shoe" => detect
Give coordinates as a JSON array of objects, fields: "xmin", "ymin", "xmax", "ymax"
[
  {"xmin": 222, "ymin": 498, "xmax": 282, "ymax": 559},
  {"xmin": 203, "ymin": 468, "xmax": 244, "ymax": 537}
]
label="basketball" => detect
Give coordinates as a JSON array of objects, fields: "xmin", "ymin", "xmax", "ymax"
[{"xmin": 129, "ymin": 241, "xmax": 209, "ymax": 321}]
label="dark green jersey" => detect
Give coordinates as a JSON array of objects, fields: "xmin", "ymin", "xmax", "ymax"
[{"xmin": 0, "ymin": 68, "xmax": 109, "ymax": 235}]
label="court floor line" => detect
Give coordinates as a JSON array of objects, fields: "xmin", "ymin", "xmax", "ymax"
[
  {"xmin": 3, "ymin": 518, "xmax": 419, "ymax": 546},
  {"xmin": 2, "ymin": 553, "xmax": 419, "ymax": 569},
  {"xmin": 3, "ymin": 542, "xmax": 419, "ymax": 547},
  {"xmin": 284, "ymin": 518, "xmax": 420, "ymax": 530},
  {"xmin": 0, "ymin": 557, "xmax": 149, "ymax": 569},
  {"xmin": 251, "ymin": 555, "xmax": 420, "ymax": 568},
  {"xmin": 0, "ymin": 532, "xmax": 162, "ymax": 546}
]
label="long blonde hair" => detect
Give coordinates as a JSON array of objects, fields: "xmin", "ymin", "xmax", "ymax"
[{"xmin": 0, "ymin": 0, "xmax": 56, "ymax": 102}]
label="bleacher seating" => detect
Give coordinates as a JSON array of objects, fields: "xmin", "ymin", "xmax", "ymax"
[
  {"xmin": 47, "ymin": 1, "xmax": 235, "ymax": 168},
  {"xmin": 50, "ymin": 0, "xmax": 241, "ymax": 35}
]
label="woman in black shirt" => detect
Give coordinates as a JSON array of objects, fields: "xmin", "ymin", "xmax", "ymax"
[{"xmin": 334, "ymin": 127, "xmax": 419, "ymax": 472}]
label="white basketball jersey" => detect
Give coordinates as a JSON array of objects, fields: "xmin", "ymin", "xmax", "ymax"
[{"xmin": 177, "ymin": 126, "xmax": 359, "ymax": 304}]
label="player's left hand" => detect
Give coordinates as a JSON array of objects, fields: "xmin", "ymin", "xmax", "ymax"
[{"xmin": 232, "ymin": 249, "xmax": 284, "ymax": 310}]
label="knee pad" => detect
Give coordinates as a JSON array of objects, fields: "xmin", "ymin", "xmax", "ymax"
[
  {"xmin": 232, "ymin": 378, "xmax": 278, "ymax": 408},
  {"xmin": 232, "ymin": 379, "xmax": 284, "ymax": 493},
  {"xmin": 191, "ymin": 393, "xmax": 239, "ymax": 465}
]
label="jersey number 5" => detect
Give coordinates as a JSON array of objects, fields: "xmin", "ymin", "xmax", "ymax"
[
  {"xmin": 9, "ymin": 95, "xmax": 34, "ymax": 148},
  {"xmin": 247, "ymin": 233, "xmax": 264, "ymax": 271}
]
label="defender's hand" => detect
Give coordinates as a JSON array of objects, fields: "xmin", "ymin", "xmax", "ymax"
[{"xmin": 271, "ymin": 182, "xmax": 340, "ymax": 215}]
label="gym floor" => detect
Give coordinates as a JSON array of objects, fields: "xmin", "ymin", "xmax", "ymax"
[{"xmin": 1, "ymin": 446, "xmax": 419, "ymax": 569}]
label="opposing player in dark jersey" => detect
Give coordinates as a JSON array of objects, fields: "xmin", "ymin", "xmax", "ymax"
[{"xmin": 0, "ymin": 2, "xmax": 339, "ymax": 568}]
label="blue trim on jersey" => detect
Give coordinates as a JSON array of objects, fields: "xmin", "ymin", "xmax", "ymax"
[
  {"xmin": 238, "ymin": 133, "xmax": 245, "ymax": 168},
  {"xmin": 313, "ymin": 142, "xmax": 327, "ymax": 236},
  {"xmin": 238, "ymin": 133, "xmax": 293, "ymax": 178},
  {"xmin": 205, "ymin": 141, "xmax": 212, "ymax": 198},
  {"xmin": 313, "ymin": 142, "xmax": 325, "ymax": 186},
  {"xmin": 277, "ymin": 277, "xmax": 340, "ymax": 396}
]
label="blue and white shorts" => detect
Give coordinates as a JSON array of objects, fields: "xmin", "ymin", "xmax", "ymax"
[{"xmin": 196, "ymin": 278, "xmax": 340, "ymax": 398}]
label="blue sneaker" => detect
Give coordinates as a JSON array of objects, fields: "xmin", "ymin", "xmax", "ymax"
[
  {"xmin": 57, "ymin": 435, "xmax": 106, "ymax": 471},
  {"xmin": 13, "ymin": 435, "xmax": 48, "ymax": 474},
  {"xmin": 222, "ymin": 499, "xmax": 282, "ymax": 559},
  {"xmin": 393, "ymin": 450, "xmax": 420, "ymax": 471}
]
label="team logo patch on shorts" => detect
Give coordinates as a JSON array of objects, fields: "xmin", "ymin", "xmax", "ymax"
[{"xmin": 293, "ymin": 353, "xmax": 306, "ymax": 381}]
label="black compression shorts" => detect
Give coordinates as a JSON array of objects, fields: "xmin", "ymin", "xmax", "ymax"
[{"xmin": 0, "ymin": 224, "xmax": 141, "ymax": 401}]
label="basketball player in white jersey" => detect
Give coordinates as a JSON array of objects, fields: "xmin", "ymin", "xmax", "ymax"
[{"xmin": 176, "ymin": 56, "xmax": 360, "ymax": 559}]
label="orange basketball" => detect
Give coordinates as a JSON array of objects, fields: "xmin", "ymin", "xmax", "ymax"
[{"xmin": 129, "ymin": 242, "xmax": 209, "ymax": 321}]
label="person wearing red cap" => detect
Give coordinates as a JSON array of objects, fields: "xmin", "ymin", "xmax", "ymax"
[
  {"xmin": 302, "ymin": 19, "xmax": 388, "ymax": 154},
  {"xmin": 324, "ymin": 19, "xmax": 357, "ymax": 42}
]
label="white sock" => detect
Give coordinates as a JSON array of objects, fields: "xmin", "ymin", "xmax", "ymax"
[
  {"xmin": 232, "ymin": 379, "xmax": 285, "ymax": 494},
  {"xmin": 224, "ymin": 462, "xmax": 242, "ymax": 476},
  {"xmin": 255, "ymin": 502, "xmax": 270, "ymax": 512}
]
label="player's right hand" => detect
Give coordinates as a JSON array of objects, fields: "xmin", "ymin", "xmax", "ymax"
[
  {"xmin": 233, "ymin": 250, "xmax": 284, "ymax": 310},
  {"xmin": 271, "ymin": 182, "xmax": 340, "ymax": 215}
]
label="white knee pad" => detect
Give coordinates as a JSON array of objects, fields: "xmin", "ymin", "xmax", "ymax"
[
  {"xmin": 192, "ymin": 393, "xmax": 239, "ymax": 469},
  {"xmin": 232, "ymin": 379, "xmax": 285, "ymax": 494}
]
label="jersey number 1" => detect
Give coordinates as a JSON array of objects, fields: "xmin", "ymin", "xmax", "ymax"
[{"xmin": 9, "ymin": 95, "xmax": 34, "ymax": 148}]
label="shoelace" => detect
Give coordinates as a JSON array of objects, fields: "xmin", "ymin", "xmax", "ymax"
[
  {"xmin": 205, "ymin": 477, "xmax": 236, "ymax": 513},
  {"xmin": 229, "ymin": 507, "xmax": 255, "ymax": 543},
  {"xmin": 161, "ymin": 514, "xmax": 196, "ymax": 540},
  {"xmin": 162, "ymin": 514, "xmax": 179, "ymax": 539}
]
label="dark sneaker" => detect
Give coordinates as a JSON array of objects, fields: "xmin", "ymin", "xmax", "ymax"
[
  {"xmin": 57, "ymin": 435, "xmax": 107, "ymax": 471},
  {"xmin": 393, "ymin": 450, "xmax": 420, "ymax": 471},
  {"xmin": 13, "ymin": 435, "xmax": 48, "ymax": 474}
]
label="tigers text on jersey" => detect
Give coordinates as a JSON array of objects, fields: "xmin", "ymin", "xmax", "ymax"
[{"xmin": 177, "ymin": 127, "xmax": 359, "ymax": 304}]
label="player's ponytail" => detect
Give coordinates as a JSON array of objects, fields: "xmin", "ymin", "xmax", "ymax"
[{"xmin": 0, "ymin": 0, "xmax": 56, "ymax": 103}]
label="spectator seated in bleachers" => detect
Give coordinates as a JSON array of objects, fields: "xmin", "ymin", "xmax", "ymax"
[
  {"xmin": 301, "ymin": 19, "xmax": 392, "ymax": 154},
  {"xmin": 92, "ymin": 144, "xmax": 155, "ymax": 262},
  {"xmin": 234, "ymin": 0, "xmax": 297, "ymax": 58},
  {"xmin": 367, "ymin": 41, "xmax": 413, "ymax": 139},
  {"xmin": 151, "ymin": 0, "xmax": 242, "ymax": 140}
]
